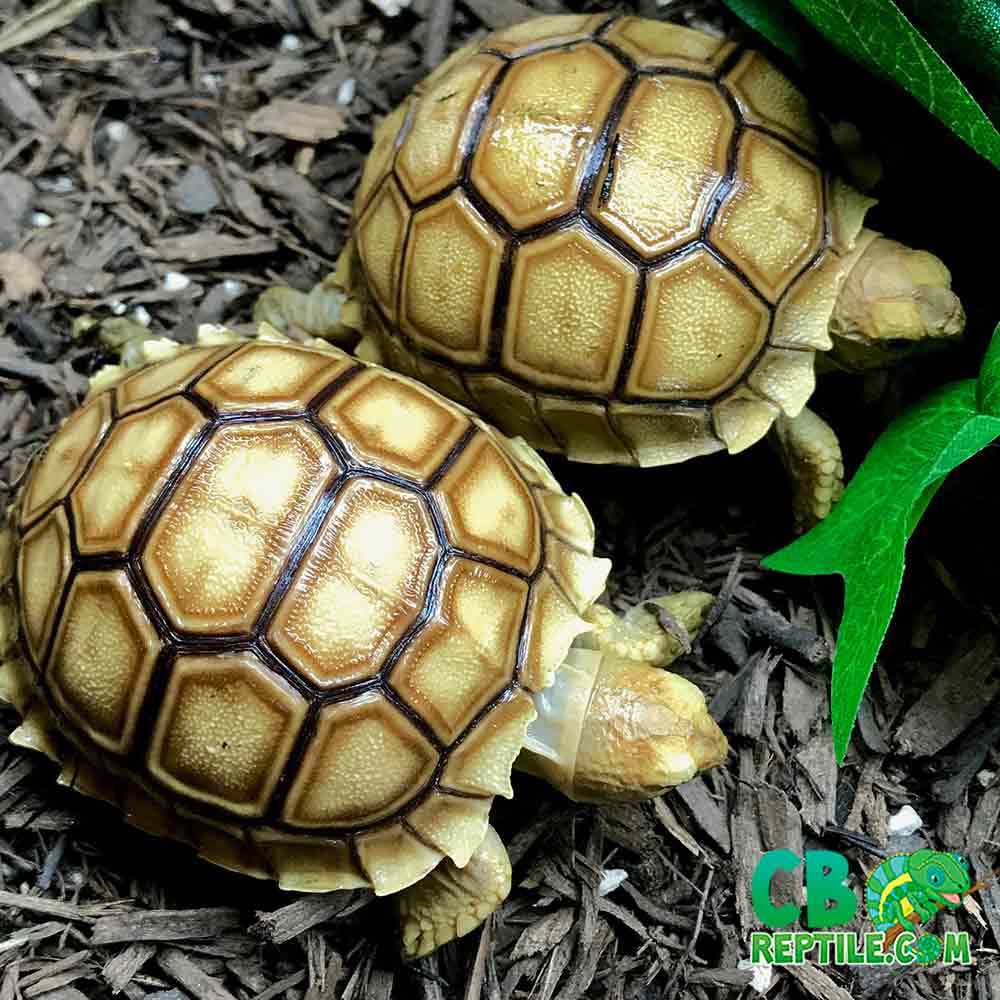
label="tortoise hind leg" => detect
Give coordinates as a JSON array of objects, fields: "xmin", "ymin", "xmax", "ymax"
[
  {"xmin": 397, "ymin": 825, "xmax": 511, "ymax": 959},
  {"xmin": 770, "ymin": 407, "xmax": 845, "ymax": 530}
]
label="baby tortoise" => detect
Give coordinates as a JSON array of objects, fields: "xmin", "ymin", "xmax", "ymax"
[
  {"xmin": 0, "ymin": 331, "xmax": 727, "ymax": 957},
  {"xmin": 259, "ymin": 14, "xmax": 965, "ymax": 527}
]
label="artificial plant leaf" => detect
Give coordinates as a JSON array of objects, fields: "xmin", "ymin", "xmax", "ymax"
[
  {"xmin": 785, "ymin": 0, "xmax": 1000, "ymax": 170},
  {"xmin": 716, "ymin": 0, "xmax": 811, "ymax": 65},
  {"xmin": 764, "ymin": 367, "xmax": 1000, "ymax": 762}
]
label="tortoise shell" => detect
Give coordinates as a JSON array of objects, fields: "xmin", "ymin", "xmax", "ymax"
[
  {"xmin": 9, "ymin": 339, "xmax": 609, "ymax": 895},
  {"xmin": 344, "ymin": 14, "xmax": 875, "ymax": 464}
]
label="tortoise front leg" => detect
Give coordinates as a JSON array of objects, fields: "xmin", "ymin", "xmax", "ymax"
[
  {"xmin": 397, "ymin": 825, "xmax": 511, "ymax": 959},
  {"xmin": 770, "ymin": 407, "xmax": 845, "ymax": 529}
]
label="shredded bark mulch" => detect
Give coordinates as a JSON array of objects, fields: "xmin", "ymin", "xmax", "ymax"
[{"xmin": 2, "ymin": 0, "xmax": 1000, "ymax": 997}]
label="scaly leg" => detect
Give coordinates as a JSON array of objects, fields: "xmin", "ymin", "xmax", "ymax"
[
  {"xmin": 771, "ymin": 407, "xmax": 844, "ymax": 530},
  {"xmin": 397, "ymin": 825, "xmax": 511, "ymax": 959}
]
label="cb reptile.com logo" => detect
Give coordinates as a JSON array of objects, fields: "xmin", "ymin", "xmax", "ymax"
[{"xmin": 750, "ymin": 849, "xmax": 981, "ymax": 966}]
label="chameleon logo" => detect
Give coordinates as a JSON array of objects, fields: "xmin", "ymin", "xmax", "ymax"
[
  {"xmin": 865, "ymin": 850, "xmax": 974, "ymax": 965},
  {"xmin": 749, "ymin": 849, "xmax": 979, "ymax": 966}
]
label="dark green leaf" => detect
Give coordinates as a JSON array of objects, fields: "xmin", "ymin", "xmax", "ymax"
[
  {"xmin": 764, "ymin": 339, "xmax": 1000, "ymax": 761},
  {"xmin": 717, "ymin": 0, "xmax": 810, "ymax": 65},
  {"xmin": 787, "ymin": 0, "xmax": 1000, "ymax": 169}
]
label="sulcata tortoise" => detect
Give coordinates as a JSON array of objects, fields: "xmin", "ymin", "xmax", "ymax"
[
  {"xmin": 0, "ymin": 331, "xmax": 727, "ymax": 957},
  {"xmin": 260, "ymin": 13, "xmax": 965, "ymax": 526}
]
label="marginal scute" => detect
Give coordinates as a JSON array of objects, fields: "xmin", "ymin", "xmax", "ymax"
[
  {"xmin": 470, "ymin": 44, "xmax": 627, "ymax": 230},
  {"xmin": 406, "ymin": 793, "xmax": 493, "ymax": 868},
  {"xmin": 20, "ymin": 393, "xmax": 111, "ymax": 528},
  {"xmin": 712, "ymin": 386, "xmax": 780, "ymax": 453},
  {"xmin": 399, "ymin": 191, "xmax": 503, "ymax": 365},
  {"xmin": 435, "ymin": 431, "xmax": 541, "ymax": 576},
  {"xmin": 261, "ymin": 836, "xmax": 371, "ymax": 891},
  {"xmin": 723, "ymin": 51, "xmax": 820, "ymax": 154},
  {"xmin": 441, "ymin": 690, "xmax": 536, "ymax": 797},
  {"xmin": 193, "ymin": 822, "xmax": 271, "ymax": 880},
  {"xmin": 747, "ymin": 347, "xmax": 816, "ymax": 417},
  {"xmin": 626, "ymin": 250, "xmax": 771, "ymax": 400},
  {"xmin": 770, "ymin": 251, "xmax": 842, "ymax": 351},
  {"xmin": 609, "ymin": 403, "xmax": 725, "ymax": 467},
  {"xmin": 71, "ymin": 396, "xmax": 206, "ymax": 555},
  {"xmin": 536, "ymin": 398, "xmax": 633, "ymax": 465},
  {"xmin": 320, "ymin": 369, "xmax": 469, "ymax": 482},
  {"xmin": 116, "ymin": 346, "xmax": 233, "ymax": 415},
  {"xmin": 355, "ymin": 823, "xmax": 443, "ymax": 896},
  {"xmin": 356, "ymin": 178, "xmax": 409, "ymax": 323},
  {"xmin": 354, "ymin": 99, "xmax": 411, "ymax": 217},
  {"xmin": 16, "ymin": 507, "xmax": 71, "ymax": 664},
  {"xmin": 391, "ymin": 557, "xmax": 526, "ymax": 743},
  {"xmin": 537, "ymin": 491, "xmax": 595, "ymax": 550},
  {"xmin": 710, "ymin": 131, "xmax": 824, "ymax": 302},
  {"xmin": 145, "ymin": 421, "xmax": 335, "ymax": 634},
  {"xmin": 282, "ymin": 692, "xmax": 438, "ymax": 828},
  {"xmin": 268, "ymin": 477, "xmax": 438, "ymax": 687},
  {"xmin": 413, "ymin": 356, "xmax": 478, "ymax": 409},
  {"xmin": 591, "ymin": 77, "xmax": 734, "ymax": 258},
  {"xmin": 484, "ymin": 13, "xmax": 608, "ymax": 57},
  {"xmin": 396, "ymin": 54, "xmax": 502, "ymax": 203},
  {"xmin": 828, "ymin": 176, "xmax": 877, "ymax": 254},
  {"xmin": 194, "ymin": 341, "xmax": 353, "ymax": 413},
  {"xmin": 147, "ymin": 651, "xmax": 307, "ymax": 816},
  {"xmin": 48, "ymin": 570, "xmax": 159, "ymax": 754},
  {"xmin": 464, "ymin": 375, "xmax": 560, "ymax": 452},
  {"xmin": 520, "ymin": 573, "xmax": 591, "ymax": 692},
  {"xmin": 504, "ymin": 227, "xmax": 635, "ymax": 393},
  {"xmin": 545, "ymin": 539, "xmax": 611, "ymax": 615},
  {"xmin": 601, "ymin": 16, "xmax": 734, "ymax": 71},
  {"xmin": 495, "ymin": 434, "xmax": 561, "ymax": 492}
]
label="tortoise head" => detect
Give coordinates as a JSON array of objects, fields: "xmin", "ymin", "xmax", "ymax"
[
  {"xmin": 828, "ymin": 232, "xmax": 965, "ymax": 371},
  {"xmin": 907, "ymin": 849, "xmax": 972, "ymax": 908}
]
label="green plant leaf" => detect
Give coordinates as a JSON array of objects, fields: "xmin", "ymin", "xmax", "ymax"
[
  {"xmin": 898, "ymin": 0, "xmax": 1000, "ymax": 96},
  {"xmin": 717, "ymin": 0, "xmax": 811, "ymax": 65},
  {"xmin": 764, "ymin": 325, "xmax": 1000, "ymax": 762},
  {"xmin": 785, "ymin": 0, "xmax": 1000, "ymax": 169}
]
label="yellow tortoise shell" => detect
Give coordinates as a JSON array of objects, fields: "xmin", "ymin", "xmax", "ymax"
[
  {"xmin": 8, "ymin": 339, "xmax": 609, "ymax": 895},
  {"xmin": 346, "ymin": 14, "xmax": 875, "ymax": 464}
]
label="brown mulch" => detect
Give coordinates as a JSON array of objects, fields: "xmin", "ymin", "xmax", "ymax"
[{"xmin": 2, "ymin": 0, "xmax": 1000, "ymax": 998}]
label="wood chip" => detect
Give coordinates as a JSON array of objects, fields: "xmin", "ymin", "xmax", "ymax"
[
  {"xmin": 895, "ymin": 632, "xmax": 1000, "ymax": 756},
  {"xmin": 247, "ymin": 100, "xmax": 345, "ymax": 143},
  {"xmin": 91, "ymin": 907, "xmax": 241, "ymax": 945},
  {"xmin": 158, "ymin": 948, "xmax": 239, "ymax": 1000},
  {"xmin": 151, "ymin": 233, "xmax": 278, "ymax": 262}
]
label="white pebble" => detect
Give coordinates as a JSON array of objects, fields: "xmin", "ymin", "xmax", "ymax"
[
  {"xmin": 163, "ymin": 271, "xmax": 191, "ymax": 292},
  {"xmin": 105, "ymin": 120, "xmax": 129, "ymax": 143},
  {"xmin": 37, "ymin": 175, "xmax": 74, "ymax": 194},
  {"xmin": 336, "ymin": 77, "xmax": 356, "ymax": 106},
  {"xmin": 369, "ymin": 0, "xmax": 410, "ymax": 16},
  {"xmin": 111, "ymin": 301, "xmax": 127, "ymax": 316},
  {"xmin": 888, "ymin": 804, "xmax": 923, "ymax": 837},
  {"xmin": 200, "ymin": 72, "xmax": 222, "ymax": 94},
  {"xmin": 30, "ymin": 212, "xmax": 52, "ymax": 228},
  {"xmin": 978, "ymin": 769, "xmax": 995, "ymax": 787},
  {"xmin": 280, "ymin": 33, "xmax": 302, "ymax": 52},
  {"xmin": 596, "ymin": 869, "xmax": 628, "ymax": 897},
  {"xmin": 738, "ymin": 959, "xmax": 773, "ymax": 995},
  {"xmin": 222, "ymin": 279, "xmax": 246, "ymax": 299},
  {"xmin": 132, "ymin": 305, "xmax": 152, "ymax": 327}
]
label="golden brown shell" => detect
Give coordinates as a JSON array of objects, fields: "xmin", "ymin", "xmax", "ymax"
[
  {"xmin": 6, "ymin": 338, "xmax": 609, "ymax": 895},
  {"xmin": 346, "ymin": 15, "xmax": 875, "ymax": 464}
]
